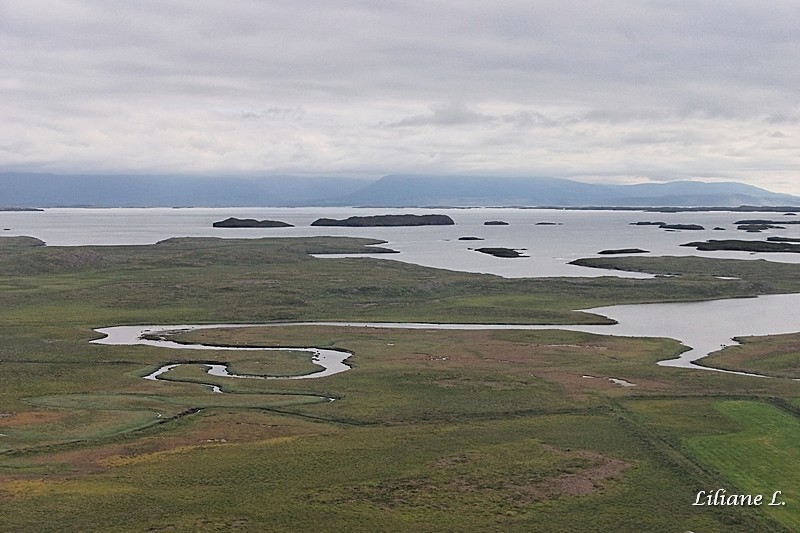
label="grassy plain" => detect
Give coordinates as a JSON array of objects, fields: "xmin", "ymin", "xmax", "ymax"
[
  {"xmin": 1, "ymin": 236, "xmax": 799, "ymax": 531},
  {"xmin": 701, "ymin": 332, "xmax": 800, "ymax": 379}
]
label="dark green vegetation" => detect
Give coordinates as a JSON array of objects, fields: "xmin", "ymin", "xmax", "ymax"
[
  {"xmin": 310, "ymin": 214, "xmax": 455, "ymax": 227},
  {"xmin": 2, "ymin": 236, "xmax": 800, "ymax": 531},
  {"xmin": 212, "ymin": 217, "xmax": 293, "ymax": 228}
]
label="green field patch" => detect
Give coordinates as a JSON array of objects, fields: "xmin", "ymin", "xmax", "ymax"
[
  {"xmin": 0, "ymin": 406, "xmax": 158, "ymax": 449},
  {"xmin": 625, "ymin": 398, "xmax": 746, "ymax": 439},
  {"xmin": 227, "ymin": 351, "xmax": 324, "ymax": 377},
  {"xmin": 688, "ymin": 400, "xmax": 800, "ymax": 531}
]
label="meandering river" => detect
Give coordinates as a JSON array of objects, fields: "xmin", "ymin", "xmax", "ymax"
[
  {"xmin": 92, "ymin": 292, "xmax": 800, "ymax": 385},
  {"xmin": 92, "ymin": 325, "xmax": 353, "ymax": 388}
]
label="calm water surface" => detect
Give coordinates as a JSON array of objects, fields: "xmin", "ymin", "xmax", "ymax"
[{"xmin": 4, "ymin": 207, "xmax": 800, "ymax": 278}]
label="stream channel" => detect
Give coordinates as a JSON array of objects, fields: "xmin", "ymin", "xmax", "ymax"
[{"xmin": 91, "ymin": 292, "xmax": 800, "ymax": 390}]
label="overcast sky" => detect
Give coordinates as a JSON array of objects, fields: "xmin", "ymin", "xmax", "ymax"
[{"xmin": 1, "ymin": 1, "xmax": 798, "ymax": 192}]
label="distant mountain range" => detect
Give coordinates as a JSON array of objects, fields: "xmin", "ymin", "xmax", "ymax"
[{"xmin": 2, "ymin": 172, "xmax": 798, "ymax": 208}]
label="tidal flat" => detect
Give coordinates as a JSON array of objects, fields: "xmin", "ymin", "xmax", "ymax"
[{"xmin": 1, "ymin": 235, "xmax": 799, "ymax": 531}]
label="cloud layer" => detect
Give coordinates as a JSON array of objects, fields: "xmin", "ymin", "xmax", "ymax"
[{"xmin": 1, "ymin": 1, "xmax": 798, "ymax": 192}]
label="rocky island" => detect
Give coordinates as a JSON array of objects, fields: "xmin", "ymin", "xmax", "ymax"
[
  {"xmin": 681, "ymin": 239, "xmax": 800, "ymax": 253},
  {"xmin": 630, "ymin": 221, "xmax": 705, "ymax": 230},
  {"xmin": 597, "ymin": 248, "xmax": 650, "ymax": 255},
  {"xmin": 737, "ymin": 224, "xmax": 784, "ymax": 232},
  {"xmin": 661, "ymin": 223, "xmax": 705, "ymax": 230},
  {"xmin": 474, "ymin": 247, "xmax": 527, "ymax": 258},
  {"xmin": 768, "ymin": 236, "xmax": 800, "ymax": 243},
  {"xmin": 213, "ymin": 217, "xmax": 293, "ymax": 228},
  {"xmin": 311, "ymin": 214, "xmax": 455, "ymax": 227}
]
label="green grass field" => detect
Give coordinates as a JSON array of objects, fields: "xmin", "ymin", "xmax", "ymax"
[
  {"xmin": 1, "ymin": 236, "xmax": 799, "ymax": 531},
  {"xmin": 688, "ymin": 401, "xmax": 800, "ymax": 531}
]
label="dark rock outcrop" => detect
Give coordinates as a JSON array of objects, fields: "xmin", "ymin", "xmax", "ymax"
[{"xmin": 483, "ymin": 220, "xmax": 509, "ymax": 226}]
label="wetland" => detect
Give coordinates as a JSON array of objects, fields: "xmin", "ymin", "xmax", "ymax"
[{"xmin": 2, "ymin": 209, "xmax": 800, "ymax": 531}]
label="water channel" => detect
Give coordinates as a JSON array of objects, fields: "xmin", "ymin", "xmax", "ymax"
[{"xmin": 92, "ymin": 292, "xmax": 800, "ymax": 389}]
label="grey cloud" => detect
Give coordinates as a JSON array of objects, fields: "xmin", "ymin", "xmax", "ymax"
[
  {"xmin": 387, "ymin": 103, "xmax": 492, "ymax": 127},
  {"xmin": 1, "ymin": 0, "xmax": 799, "ymax": 193}
]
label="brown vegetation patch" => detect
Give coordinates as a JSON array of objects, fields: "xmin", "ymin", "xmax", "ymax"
[
  {"xmin": 315, "ymin": 446, "xmax": 630, "ymax": 512},
  {"xmin": 522, "ymin": 447, "xmax": 630, "ymax": 499},
  {"xmin": 429, "ymin": 377, "xmax": 521, "ymax": 390},
  {"xmin": 447, "ymin": 447, "xmax": 629, "ymax": 502},
  {"xmin": 434, "ymin": 454, "xmax": 468, "ymax": 468},
  {"xmin": 0, "ymin": 410, "xmax": 66, "ymax": 427}
]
